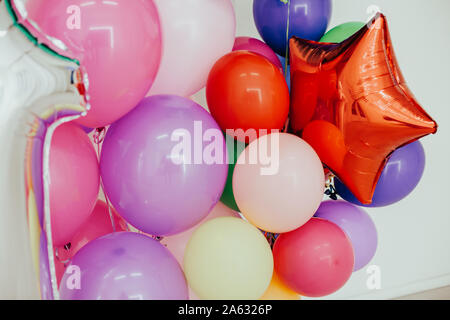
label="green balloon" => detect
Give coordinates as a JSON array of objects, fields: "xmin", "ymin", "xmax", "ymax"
[
  {"xmin": 220, "ymin": 135, "xmax": 247, "ymax": 212},
  {"xmin": 320, "ymin": 21, "xmax": 366, "ymax": 43}
]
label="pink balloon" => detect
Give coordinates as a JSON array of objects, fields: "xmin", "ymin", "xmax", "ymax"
[
  {"xmin": 233, "ymin": 37, "xmax": 283, "ymax": 71},
  {"xmin": 273, "ymin": 218, "xmax": 355, "ymax": 297},
  {"xmin": 54, "ymin": 200, "xmax": 128, "ymax": 286},
  {"xmin": 67, "ymin": 200, "xmax": 128, "ymax": 258},
  {"xmin": 53, "ymin": 250, "xmax": 66, "ymax": 288},
  {"xmin": 233, "ymin": 133, "xmax": 325, "ymax": 233},
  {"xmin": 26, "ymin": 0, "xmax": 162, "ymax": 128},
  {"xmin": 148, "ymin": 0, "xmax": 235, "ymax": 97},
  {"xmin": 49, "ymin": 123, "xmax": 99, "ymax": 246}
]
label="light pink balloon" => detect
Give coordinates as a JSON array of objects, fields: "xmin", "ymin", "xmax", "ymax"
[
  {"xmin": 26, "ymin": 0, "xmax": 162, "ymax": 128},
  {"xmin": 49, "ymin": 123, "xmax": 100, "ymax": 246},
  {"xmin": 54, "ymin": 200, "xmax": 128, "ymax": 286},
  {"xmin": 233, "ymin": 37, "xmax": 283, "ymax": 72},
  {"xmin": 149, "ymin": 0, "xmax": 236, "ymax": 97},
  {"xmin": 233, "ymin": 133, "xmax": 325, "ymax": 233}
]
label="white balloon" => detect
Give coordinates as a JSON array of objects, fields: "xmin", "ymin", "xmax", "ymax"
[{"xmin": 149, "ymin": 0, "xmax": 236, "ymax": 97}]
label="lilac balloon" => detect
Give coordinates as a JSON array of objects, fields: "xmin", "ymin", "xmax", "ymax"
[
  {"xmin": 100, "ymin": 95, "xmax": 228, "ymax": 236},
  {"xmin": 335, "ymin": 141, "xmax": 426, "ymax": 207},
  {"xmin": 315, "ymin": 200, "xmax": 377, "ymax": 271},
  {"xmin": 59, "ymin": 232, "xmax": 188, "ymax": 300}
]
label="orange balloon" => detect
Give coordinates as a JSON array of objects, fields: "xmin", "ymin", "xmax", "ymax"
[
  {"xmin": 260, "ymin": 273, "xmax": 301, "ymax": 300},
  {"xmin": 289, "ymin": 13, "xmax": 437, "ymax": 204},
  {"xmin": 206, "ymin": 51, "xmax": 289, "ymax": 142},
  {"xmin": 303, "ymin": 120, "xmax": 347, "ymax": 172}
]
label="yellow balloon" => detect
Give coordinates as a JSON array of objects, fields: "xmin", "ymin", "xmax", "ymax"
[
  {"xmin": 184, "ymin": 217, "xmax": 273, "ymax": 300},
  {"xmin": 260, "ymin": 272, "xmax": 301, "ymax": 300}
]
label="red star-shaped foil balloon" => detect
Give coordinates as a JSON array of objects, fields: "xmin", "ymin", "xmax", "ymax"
[{"xmin": 289, "ymin": 13, "xmax": 437, "ymax": 204}]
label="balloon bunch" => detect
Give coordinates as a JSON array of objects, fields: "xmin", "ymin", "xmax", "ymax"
[{"xmin": 19, "ymin": 0, "xmax": 437, "ymax": 300}]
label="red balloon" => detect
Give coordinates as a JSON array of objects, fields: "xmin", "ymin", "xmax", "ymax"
[
  {"xmin": 273, "ymin": 218, "xmax": 354, "ymax": 297},
  {"xmin": 207, "ymin": 51, "xmax": 289, "ymax": 142},
  {"xmin": 289, "ymin": 13, "xmax": 437, "ymax": 204}
]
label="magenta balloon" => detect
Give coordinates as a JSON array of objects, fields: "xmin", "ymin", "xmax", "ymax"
[
  {"xmin": 232, "ymin": 37, "xmax": 283, "ymax": 71},
  {"xmin": 314, "ymin": 200, "xmax": 378, "ymax": 271},
  {"xmin": 100, "ymin": 95, "xmax": 228, "ymax": 236},
  {"xmin": 59, "ymin": 232, "xmax": 188, "ymax": 300},
  {"xmin": 26, "ymin": 0, "xmax": 162, "ymax": 128}
]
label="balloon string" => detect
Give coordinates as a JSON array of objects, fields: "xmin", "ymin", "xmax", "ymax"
[
  {"xmin": 282, "ymin": 0, "xmax": 291, "ymax": 134},
  {"xmin": 264, "ymin": 231, "xmax": 278, "ymax": 249},
  {"xmin": 284, "ymin": 0, "xmax": 291, "ymax": 73},
  {"xmin": 55, "ymin": 247, "xmax": 71, "ymax": 265}
]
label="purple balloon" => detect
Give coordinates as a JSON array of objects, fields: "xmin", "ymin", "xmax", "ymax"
[
  {"xmin": 100, "ymin": 95, "xmax": 228, "ymax": 236},
  {"xmin": 315, "ymin": 201, "xmax": 377, "ymax": 271},
  {"xmin": 253, "ymin": 0, "xmax": 332, "ymax": 56},
  {"xmin": 59, "ymin": 232, "xmax": 188, "ymax": 300},
  {"xmin": 335, "ymin": 141, "xmax": 426, "ymax": 207}
]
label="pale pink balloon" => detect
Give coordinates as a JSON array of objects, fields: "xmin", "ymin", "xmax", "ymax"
[
  {"xmin": 148, "ymin": 0, "xmax": 236, "ymax": 97},
  {"xmin": 49, "ymin": 123, "xmax": 100, "ymax": 246},
  {"xmin": 26, "ymin": 0, "xmax": 162, "ymax": 128},
  {"xmin": 233, "ymin": 133, "xmax": 325, "ymax": 233},
  {"xmin": 233, "ymin": 37, "xmax": 283, "ymax": 72}
]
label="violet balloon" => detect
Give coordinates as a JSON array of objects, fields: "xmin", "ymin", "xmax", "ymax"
[
  {"xmin": 100, "ymin": 95, "xmax": 228, "ymax": 236},
  {"xmin": 59, "ymin": 232, "xmax": 188, "ymax": 300},
  {"xmin": 335, "ymin": 141, "xmax": 426, "ymax": 207},
  {"xmin": 253, "ymin": 0, "xmax": 332, "ymax": 56},
  {"xmin": 314, "ymin": 201, "xmax": 378, "ymax": 271}
]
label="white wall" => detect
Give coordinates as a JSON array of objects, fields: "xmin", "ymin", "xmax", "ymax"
[{"xmin": 231, "ymin": 0, "xmax": 450, "ymax": 299}]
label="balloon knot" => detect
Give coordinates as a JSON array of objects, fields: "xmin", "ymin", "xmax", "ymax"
[{"xmin": 325, "ymin": 185, "xmax": 338, "ymax": 201}]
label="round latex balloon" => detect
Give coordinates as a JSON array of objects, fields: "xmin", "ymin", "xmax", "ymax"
[
  {"xmin": 161, "ymin": 202, "xmax": 239, "ymax": 264},
  {"xmin": 26, "ymin": 0, "xmax": 162, "ymax": 128},
  {"xmin": 253, "ymin": 0, "xmax": 332, "ymax": 56},
  {"xmin": 233, "ymin": 133, "xmax": 325, "ymax": 233},
  {"xmin": 50, "ymin": 123, "xmax": 99, "ymax": 246},
  {"xmin": 335, "ymin": 141, "xmax": 426, "ymax": 207},
  {"xmin": 233, "ymin": 36, "xmax": 283, "ymax": 71},
  {"xmin": 57, "ymin": 200, "xmax": 128, "ymax": 262},
  {"xmin": 59, "ymin": 232, "xmax": 188, "ymax": 300},
  {"xmin": 273, "ymin": 218, "xmax": 354, "ymax": 297},
  {"xmin": 320, "ymin": 21, "xmax": 365, "ymax": 43},
  {"xmin": 260, "ymin": 273, "xmax": 301, "ymax": 300},
  {"xmin": 149, "ymin": 0, "xmax": 235, "ymax": 97},
  {"xmin": 54, "ymin": 200, "xmax": 128, "ymax": 286},
  {"xmin": 206, "ymin": 51, "xmax": 289, "ymax": 142},
  {"xmin": 100, "ymin": 95, "xmax": 228, "ymax": 236},
  {"xmin": 184, "ymin": 217, "xmax": 273, "ymax": 300},
  {"xmin": 315, "ymin": 200, "xmax": 378, "ymax": 271}
]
